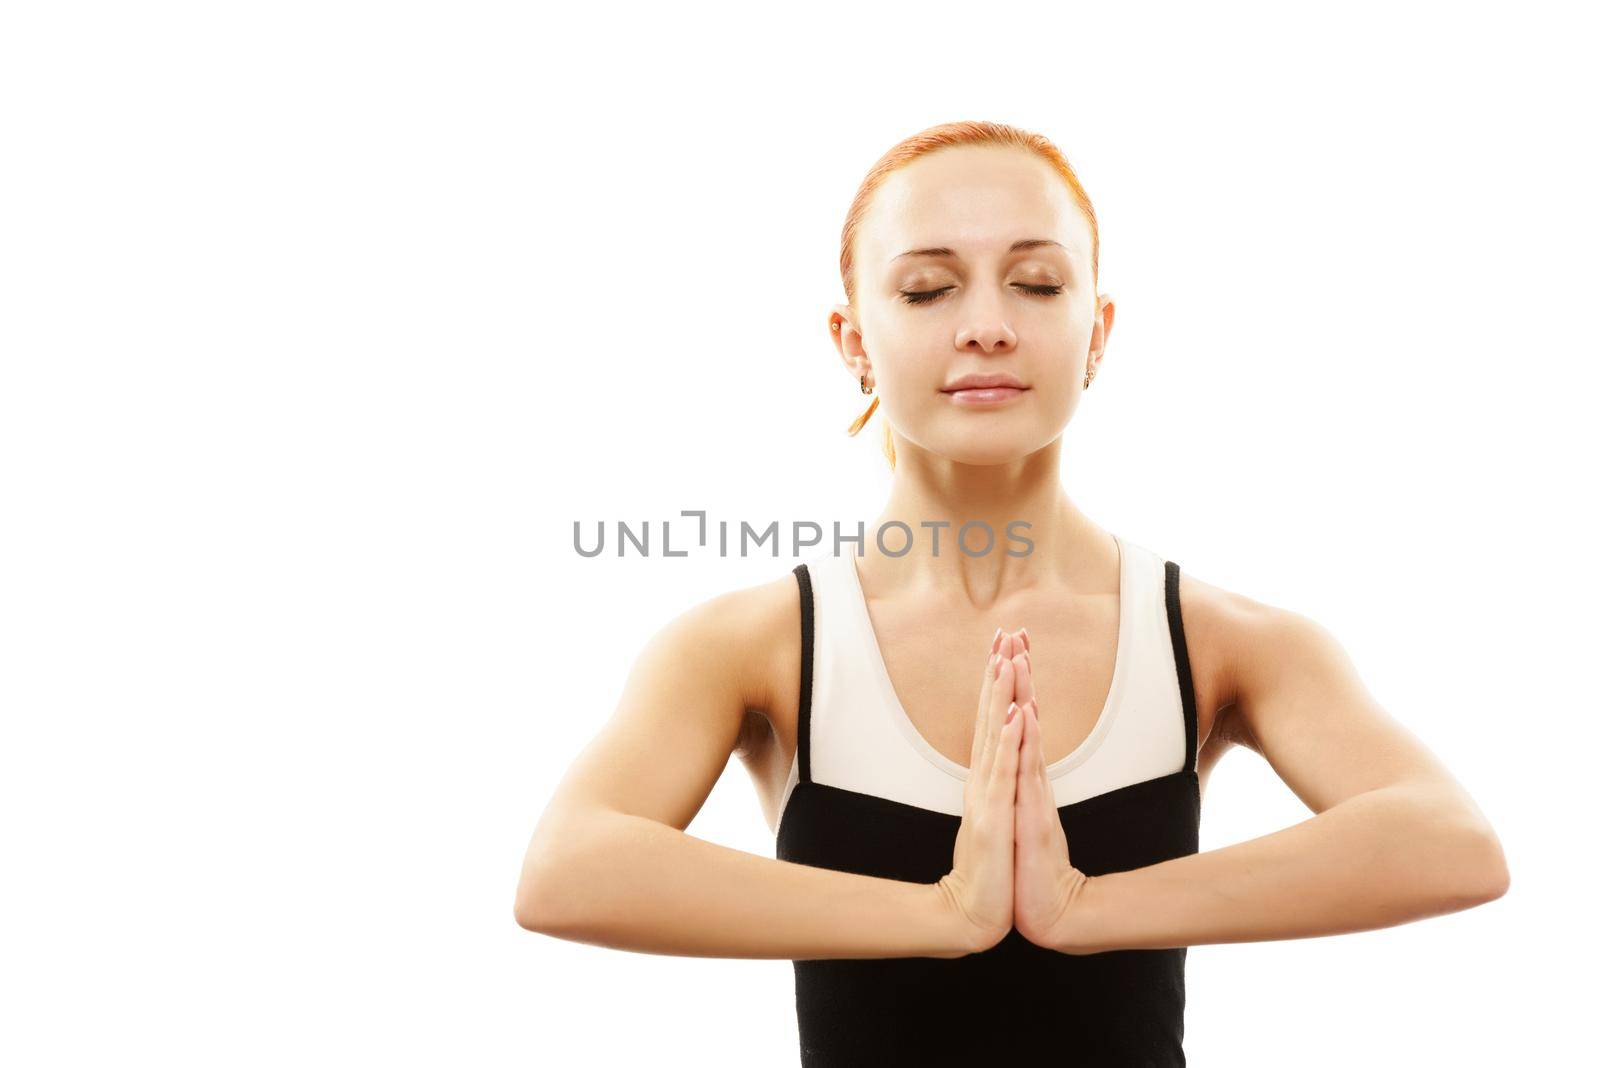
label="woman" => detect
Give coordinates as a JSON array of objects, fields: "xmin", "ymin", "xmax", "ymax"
[{"xmin": 513, "ymin": 120, "xmax": 1510, "ymax": 1064}]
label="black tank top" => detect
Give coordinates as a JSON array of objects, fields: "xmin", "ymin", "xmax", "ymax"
[{"xmin": 774, "ymin": 537, "xmax": 1202, "ymax": 1064}]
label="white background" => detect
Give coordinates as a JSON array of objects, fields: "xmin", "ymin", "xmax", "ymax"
[{"xmin": 3, "ymin": 1, "xmax": 1595, "ymax": 1063}]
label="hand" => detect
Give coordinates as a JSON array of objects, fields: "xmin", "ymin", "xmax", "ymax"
[
  {"xmin": 1010, "ymin": 632, "xmax": 1095, "ymax": 953},
  {"xmin": 934, "ymin": 629, "xmax": 1026, "ymax": 956}
]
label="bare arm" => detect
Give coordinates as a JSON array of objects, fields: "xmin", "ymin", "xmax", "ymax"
[
  {"xmin": 1061, "ymin": 577, "xmax": 1510, "ymax": 953},
  {"xmin": 512, "ymin": 578, "xmax": 979, "ymax": 960}
]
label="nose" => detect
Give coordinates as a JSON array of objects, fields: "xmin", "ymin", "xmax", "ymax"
[{"xmin": 954, "ymin": 320, "xmax": 1018, "ymax": 353}]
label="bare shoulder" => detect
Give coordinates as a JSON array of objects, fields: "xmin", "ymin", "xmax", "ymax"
[
  {"xmin": 1170, "ymin": 562, "xmax": 1281, "ymax": 759},
  {"xmin": 533, "ymin": 569, "xmax": 805, "ymax": 835},
  {"xmin": 1173, "ymin": 556, "xmax": 1489, "ymax": 821},
  {"xmin": 1174, "ymin": 563, "xmax": 1352, "ymax": 760},
  {"xmin": 667, "ymin": 566, "xmax": 804, "ymax": 754},
  {"xmin": 653, "ymin": 566, "xmax": 798, "ymax": 683},
  {"xmin": 736, "ymin": 568, "xmax": 806, "ymax": 732}
]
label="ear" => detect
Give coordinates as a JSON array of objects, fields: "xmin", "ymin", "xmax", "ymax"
[
  {"xmin": 1087, "ymin": 293, "xmax": 1115, "ymax": 379},
  {"xmin": 829, "ymin": 304, "xmax": 872, "ymax": 389},
  {"xmin": 1088, "ymin": 295, "xmax": 1113, "ymax": 358}
]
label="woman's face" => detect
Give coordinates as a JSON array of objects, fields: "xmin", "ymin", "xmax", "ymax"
[{"xmin": 836, "ymin": 145, "xmax": 1111, "ymax": 466}]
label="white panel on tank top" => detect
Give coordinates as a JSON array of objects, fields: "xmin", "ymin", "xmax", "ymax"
[{"xmin": 773, "ymin": 534, "xmax": 1187, "ymax": 835}]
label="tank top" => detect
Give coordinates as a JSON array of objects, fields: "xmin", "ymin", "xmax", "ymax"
[{"xmin": 773, "ymin": 533, "xmax": 1202, "ymax": 1065}]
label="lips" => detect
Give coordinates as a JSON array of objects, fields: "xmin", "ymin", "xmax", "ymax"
[
  {"xmin": 942, "ymin": 383, "xmax": 1028, "ymax": 408},
  {"xmin": 941, "ymin": 373, "xmax": 1027, "ymax": 392}
]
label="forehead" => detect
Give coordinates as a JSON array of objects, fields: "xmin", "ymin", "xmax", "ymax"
[{"xmin": 858, "ymin": 145, "xmax": 1089, "ymax": 269}]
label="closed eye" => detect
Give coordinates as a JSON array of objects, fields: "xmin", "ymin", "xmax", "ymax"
[{"xmin": 899, "ymin": 283, "xmax": 1064, "ymax": 306}]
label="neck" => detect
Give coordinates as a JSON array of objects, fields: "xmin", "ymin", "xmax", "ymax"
[{"xmin": 859, "ymin": 435, "xmax": 1114, "ymax": 602}]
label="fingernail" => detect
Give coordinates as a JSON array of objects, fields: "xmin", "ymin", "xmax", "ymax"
[
  {"xmin": 990, "ymin": 627, "xmax": 1002, "ymax": 652},
  {"xmin": 1006, "ymin": 702, "xmax": 1018, "ymax": 723}
]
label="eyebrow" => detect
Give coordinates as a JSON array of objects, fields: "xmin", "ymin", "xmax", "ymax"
[{"xmin": 891, "ymin": 238, "xmax": 1066, "ymax": 262}]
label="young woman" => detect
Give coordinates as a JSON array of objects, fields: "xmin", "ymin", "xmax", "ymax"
[{"xmin": 513, "ymin": 121, "xmax": 1510, "ymax": 1064}]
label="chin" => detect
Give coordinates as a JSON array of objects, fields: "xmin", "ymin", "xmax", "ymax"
[{"xmin": 932, "ymin": 435, "xmax": 1038, "ymax": 467}]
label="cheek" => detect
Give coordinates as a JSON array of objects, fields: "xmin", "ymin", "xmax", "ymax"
[
  {"xmin": 1027, "ymin": 372, "xmax": 1082, "ymax": 425},
  {"xmin": 871, "ymin": 349, "xmax": 936, "ymax": 392}
]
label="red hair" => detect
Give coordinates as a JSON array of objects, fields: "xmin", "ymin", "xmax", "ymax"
[{"xmin": 838, "ymin": 121, "xmax": 1101, "ymax": 469}]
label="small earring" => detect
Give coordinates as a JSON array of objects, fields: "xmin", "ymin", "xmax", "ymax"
[
  {"xmin": 860, "ymin": 375, "xmax": 873, "ymax": 395},
  {"xmin": 1083, "ymin": 368, "xmax": 1096, "ymax": 389}
]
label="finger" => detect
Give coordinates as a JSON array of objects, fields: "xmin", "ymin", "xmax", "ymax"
[
  {"xmin": 976, "ymin": 655, "xmax": 1015, "ymax": 784},
  {"xmin": 1027, "ymin": 702, "xmax": 1067, "ymax": 850},
  {"xmin": 994, "ymin": 633, "xmax": 1020, "ymax": 734},
  {"xmin": 984, "ymin": 655, "xmax": 1016, "ymax": 768},
  {"xmin": 1015, "ymin": 692, "xmax": 1042, "ymax": 838},
  {"xmin": 1012, "ymin": 649, "xmax": 1035, "ymax": 710},
  {"xmin": 1027, "ymin": 701, "xmax": 1050, "ymax": 803},
  {"xmin": 977, "ymin": 633, "xmax": 1023, "ymax": 783},
  {"xmin": 987, "ymin": 701, "xmax": 1024, "ymax": 807},
  {"xmin": 1031, "ymin": 700, "xmax": 1047, "ymax": 783},
  {"xmin": 1024, "ymin": 700, "xmax": 1062, "ymax": 844}
]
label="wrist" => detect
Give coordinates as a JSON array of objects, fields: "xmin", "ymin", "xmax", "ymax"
[
  {"xmin": 1052, "ymin": 873, "xmax": 1113, "ymax": 955},
  {"xmin": 923, "ymin": 878, "xmax": 994, "ymax": 959}
]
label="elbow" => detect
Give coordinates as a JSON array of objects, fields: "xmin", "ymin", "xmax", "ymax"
[
  {"xmin": 514, "ymin": 849, "xmax": 574, "ymax": 934},
  {"xmin": 514, "ymin": 808, "xmax": 617, "ymax": 936},
  {"xmin": 1467, "ymin": 830, "xmax": 1511, "ymax": 904},
  {"xmin": 1440, "ymin": 823, "xmax": 1509, "ymax": 909},
  {"xmin": 1413, "ymin": 793, "xmax": 1510, "ymax": 910},
  {"xmin": 513, "ymin": 882, "xmax": 544, "ymax": 932}
]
